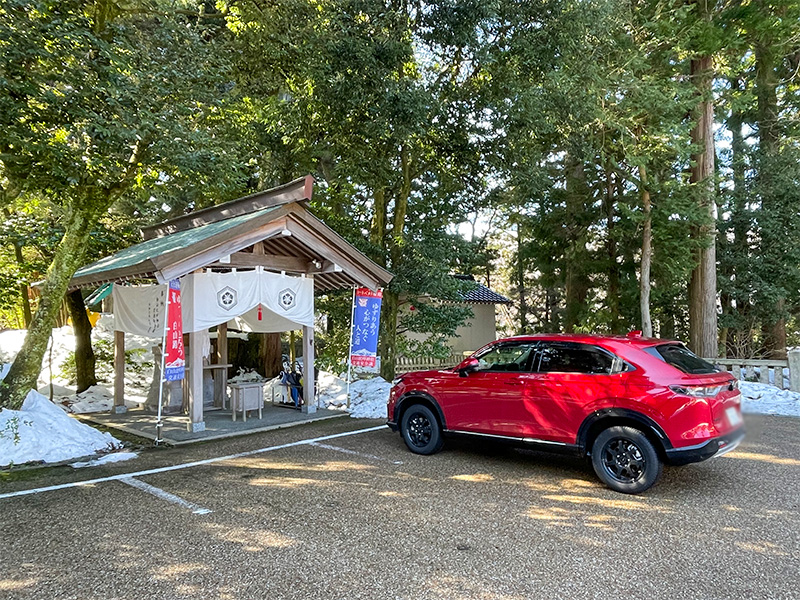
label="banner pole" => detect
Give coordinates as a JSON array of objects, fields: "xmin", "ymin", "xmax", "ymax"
[
  {"xmin": 346, "ymin": 285, "xmax": 356, "ymax": 409},
  {"xmin": 155, "ymin": 285, "xmax": 170, "ymax": 445}
]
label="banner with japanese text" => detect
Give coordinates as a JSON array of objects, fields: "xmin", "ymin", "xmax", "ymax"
[
  {"xmin": 164, "ymin": 279, "xmax": 185, "ymax": 381},
  {"xmin": 350, "ymin": 288, "xmax": 383, "ymax": 367}
]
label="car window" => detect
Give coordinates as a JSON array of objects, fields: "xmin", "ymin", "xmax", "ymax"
[
  {"xmin": 475, "ymin": 342, "xmax": 538, "ymax": 373},
  {"xmin": 534, "ymin": 342, "xmax": 621, "ymax": 374},
  {"xmin": 648, "ymin": 344, "xmax": 718, "ymax": 374}
]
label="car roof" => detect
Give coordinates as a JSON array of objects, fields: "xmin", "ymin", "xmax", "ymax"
[{"xmin": 494, "ymin": 333, "xmax": 678, "ymax": 349}]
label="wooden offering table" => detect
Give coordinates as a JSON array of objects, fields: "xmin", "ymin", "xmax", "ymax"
[{"xmin": 229, "ymin": 381, "xmax": 265, "ymax": 421}]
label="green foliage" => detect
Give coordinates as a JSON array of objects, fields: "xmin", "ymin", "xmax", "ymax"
[
  {"xmin": 58, "ymin": 338, "xmax": 150, "ymax": 386},
  {"xmin": 0, "ymin": 415, "xmax": 33, "ymax": 446}
]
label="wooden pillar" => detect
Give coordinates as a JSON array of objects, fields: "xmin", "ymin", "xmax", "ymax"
[
  {"xmin": 217, "ymin": 321, "xmax": 229, "ymax": 408},
  {"xmin": 302, "ymin": 324, "xmax": 316, "ymax": 414},
  {"xmin": 112, "ymin": 330, "xmax": 127, "ymax": 414},
  {"xmin": 188, "ymin": 329, "xmax": 205, "ymax": 432},
  {"xmin": 218, "ymin": 321, "xmax": 228, "ymax": 366}
]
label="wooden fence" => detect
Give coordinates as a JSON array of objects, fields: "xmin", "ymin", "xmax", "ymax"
[
  {"xmin": 395, "ymin": 353, "xmax": 469, "ymax": 374},
  {"xmin": 705, "ymin": 358, "xmax": 789, "ymax": 389},
  {"xmin": 703, "ymin": 350, "xmax": 800, "ymax": 391}
]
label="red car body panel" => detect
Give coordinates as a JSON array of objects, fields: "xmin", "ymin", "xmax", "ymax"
[{"xmin": 388, "ymin": 334, "xmax": 745, "ymax": 463}]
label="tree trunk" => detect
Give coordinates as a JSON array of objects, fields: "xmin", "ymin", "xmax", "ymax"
[
  {"xmin": 378, "ymin": 146, "xmax": 412, "ymax": 381},
  {"xmin": 379, "ymin": 289, "xmax": 399, "ymax": 381},
  {"xmin": 66, "ymin": 289, "xmax": 97, "ymax": 393},
  {"xmin": 370, "ymin": 187, "xmax": 387, "ymax": 257},
  {"xmin": 728, "ymin": 80, "xmax": 751, "ymax": 358},
  {"xmin": 12, "ymin": 241, "xmax": 33, "ymax": 327},
  {"xmin": 688, "ymin": 49, "xmax": 718, "ymax": 358},
  {"xmin": 755, "ymin": 39, "xmax": 786, "ymax": 359},
  {"xmin": 563, "ymin": 154, "xmax": 590, "ymax": 333},
  {"xmin": 604, "ymin": 165, "xmax": 621, "ymax": 333},
  {"xmin": 516, "ymin": 223, "xmax": 528, "ymax": 334},
  {"xmin": 639, "ymin": 164, "xmax": 653, "ymax": 337},
  {"xmin": 259, "ymin": 332, "xmax": 283, "ymax": 378},
  {"xmin": 0, "ymin": 205, "xmax": 97, "ymax": 409}
]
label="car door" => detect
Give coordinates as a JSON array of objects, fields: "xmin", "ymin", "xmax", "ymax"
[
  {"xmin": 439, "ymin": 341, "xmax": 539, "ymax": 437},
  {"xmin": 516, "ymin": 342, "xmax": 629, "ymax": 443}
]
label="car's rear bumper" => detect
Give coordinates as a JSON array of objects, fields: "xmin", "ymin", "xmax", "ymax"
[{"xmin": 665, "ymin": 427, "xmax": 745, "ymax": 466}]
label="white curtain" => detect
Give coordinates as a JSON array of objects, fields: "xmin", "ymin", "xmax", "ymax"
[
  {"xmin": 112, "ymin": 284, "xmax": 167, "ymax": 337},
  {"xmin": 181, "ymin": 270, "xmax": 314, "ymax": 333},
  {"xmin": 112, "ymin": 270, "xmax": 314, "ymax": 335}
]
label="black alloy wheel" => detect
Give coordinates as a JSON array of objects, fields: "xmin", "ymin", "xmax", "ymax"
[
  {"xmin": 400, "ymin": 404, "xmax": 444, "ymax": 455},
  {"xmin": 591, "ymin": 425, "xmax": 662, "ymax": 494},
  {"xmin": 601, "ymin": 438, "xmax": 645, "ymax": 483}
]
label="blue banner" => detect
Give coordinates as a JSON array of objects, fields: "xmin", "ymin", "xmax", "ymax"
[{"xmin": 350, "ymin": 288, "xmax": 383, "ymax": 367}]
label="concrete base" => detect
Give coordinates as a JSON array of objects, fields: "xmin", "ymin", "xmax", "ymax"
[
  {"xmin": 302, "ymin": 404, "xmax": 318, "ymax": 415},
  {"xmin": 187, "ymin": 421, "xmax": 206, "ymax": 433},
  {"xmin": 80, "ymin": 406, "xmax": 347, "ymax": 445},
  {"xmin": 110, "ymin": 405, "xmax": 128, "ymax": 415}
]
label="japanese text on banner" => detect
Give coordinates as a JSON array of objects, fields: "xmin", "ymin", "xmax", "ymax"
[
  {"xmin": 350, "ymin": 288, "xmax": 383, "ymax": 368},
  {"xmin": 164, "ymin": 279, "xmax": 185, "ymax": 381}
]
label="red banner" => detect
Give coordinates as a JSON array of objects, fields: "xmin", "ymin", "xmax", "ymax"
[{"xmin": 164, "ymin": 279, "xmax": 185, "ymax": 381}]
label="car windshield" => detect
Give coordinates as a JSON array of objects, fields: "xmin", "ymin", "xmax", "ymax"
[{"xmin": 652, "ymin": 344, "xmax": 718, "ymax": 374}]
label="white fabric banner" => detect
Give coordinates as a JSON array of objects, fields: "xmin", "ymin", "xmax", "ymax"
[
  {"xmin": 112, "ymin": 284, "xmax": 167, "ymax": 337},
  {"xmin": 181, "ymin": 270, "xmax": 314, "ymax": 333}
]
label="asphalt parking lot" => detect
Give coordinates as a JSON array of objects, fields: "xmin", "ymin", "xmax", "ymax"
[{"xmin": 1, "ymin": 413, "xmax": 799, "ymax": 600}]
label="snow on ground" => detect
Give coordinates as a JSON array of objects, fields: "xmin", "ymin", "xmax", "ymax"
[
  {"xmin": 0, "ymin": 386, "xmax": 123, "ymax": 468},
  {"xmin": 740, "ymin": 381, "xmax": 800, "ymax": 417},
  {"xmin": 317, "ymin": 370, "xmax": 391, "ymax": 419},
  {"xmin": 70, "ymin": 452, "xmax": 138, "ymax": 468},
  {"xmin": 0, "ymin": 315, "xmax": 154, "ymax": 414}
]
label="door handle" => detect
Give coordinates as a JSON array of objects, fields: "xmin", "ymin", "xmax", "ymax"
[{"xmin": 503, "ymin": 380, "xmax": 524, "ymax": 385}]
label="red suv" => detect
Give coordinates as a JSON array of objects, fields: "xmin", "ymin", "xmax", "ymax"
[{"xmin": 387, "ymin": 333, "xmax": 745, "ymax": 494}]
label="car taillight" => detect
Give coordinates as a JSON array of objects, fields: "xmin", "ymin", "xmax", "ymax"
[{"xmin": 669, "ymin": 385, "xmax": 724, "ymax": 398}]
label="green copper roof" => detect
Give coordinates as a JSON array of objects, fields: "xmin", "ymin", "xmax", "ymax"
[{"xmin": 74, "ymin": 206, "xmax": 279, "ymax": 280}]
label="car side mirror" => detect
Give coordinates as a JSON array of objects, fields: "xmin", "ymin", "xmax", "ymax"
[{"xmin": 457, "ymin": 357, "xmax": 480, "ymax": 377}]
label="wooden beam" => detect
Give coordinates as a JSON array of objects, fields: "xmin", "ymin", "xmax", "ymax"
[
  {"xmin": 154, "ymin": 219, "xmax": 288, "ymax": 282},
  {"xmin": 285, "ymin": 222, "xmax": 382, "ymax": 290},
  {"xmin": 188, "ymin": 330, "xmax": 205, "ymax": 432},
  {"xmin": 210, "ymin": 252, "xmax": 310, "ymax": 272},
  {"xmin": 310, "ymin": 260, "xmax": 343, "ymax": 274},
  {"xmin": 112, "ymin": 330, "xmax": 127, "ymax": 414},
  {"xmin": 302, "ymin": 322, "xmax": 316, "ymax": 414}
]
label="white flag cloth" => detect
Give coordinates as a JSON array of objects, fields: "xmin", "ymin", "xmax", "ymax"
[
  {"xmin": 111, "ymin": 271, "xmax": 314, "ymax": 335},
  {"xmin": 181, "ymin": 270, "xmax": 314, "ymax": 333},
  {"xmin": 112, "ymin": 284, "xmax": 167, "ymax": 337}
]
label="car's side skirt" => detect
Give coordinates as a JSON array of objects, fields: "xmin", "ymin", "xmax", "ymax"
[{"xmin": 445, "ymin": 429, "xmax": 582, "ymax": 456}]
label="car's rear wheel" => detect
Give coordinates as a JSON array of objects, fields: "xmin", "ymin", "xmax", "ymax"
[
  {"xmin": 400, "ymin": 404, "xmax": 444, "ymax": 455},
  {"xmin": 591, "ymin": 426, "xmax": 662, "ymax": 494}
]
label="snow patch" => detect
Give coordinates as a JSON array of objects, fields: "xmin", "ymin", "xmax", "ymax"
[
  {"xmin": 317, "ymin": 371, "xmax": 390, "ymax": 419},
  {"xmin": 0, "ymin": 389, "xmax": 122, "ymax": 467},
  {"xmin": 741, "ymin": 381, "xmax": 800, "ymax": 417},
  {"xmin": 71, "ymin": 452, "xmax": 138, "ymax": 468}
]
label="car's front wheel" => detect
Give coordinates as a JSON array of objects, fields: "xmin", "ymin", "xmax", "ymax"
[
  {"xmin": 400, "ymin": 404, "xmax": 444, "ymax": 455},
  {"xmin": 591, "ymin": 426, "xmax": 662, "ymax": 494}
]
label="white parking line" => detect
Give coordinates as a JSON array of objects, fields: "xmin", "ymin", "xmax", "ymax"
[
  {"xmin": 121, "ymin": 477, "xmax": 212, "ymax": 515},
  {"xmin": 310, "ymin": 442, "xmax": 403, "ymax": 465},
  {"xmin": 0, "ymin": 424, "xmax": 388, "ymax": 501}
]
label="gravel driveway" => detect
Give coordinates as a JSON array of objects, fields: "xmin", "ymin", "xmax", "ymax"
[{"xmin": 1, "ymin": 413, "xmax": 798, "ymax": 600}]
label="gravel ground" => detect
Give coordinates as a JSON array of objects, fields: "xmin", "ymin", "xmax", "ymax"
[{"xmin": 1, "ymin": 413, "xmax": 799, "ymax": 600}]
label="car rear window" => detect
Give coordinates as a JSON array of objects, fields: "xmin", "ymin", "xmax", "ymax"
[
  {"xmin": 535, "ymin": 342, "xmax": 626, "ymax": 374},
  {"xmin": 649, "ymin": 344, "xmax": 718, "ymax": 374}
]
